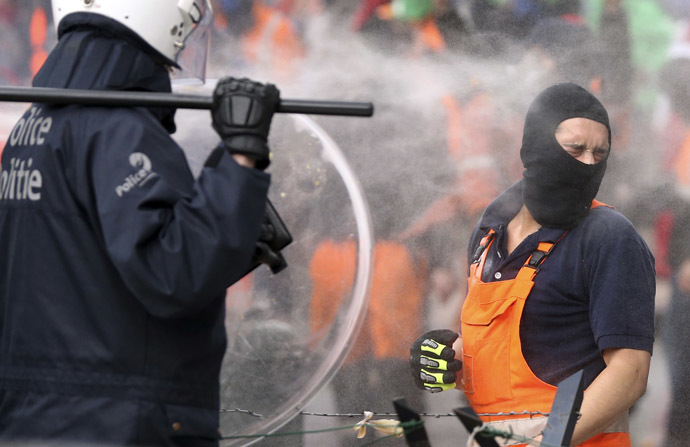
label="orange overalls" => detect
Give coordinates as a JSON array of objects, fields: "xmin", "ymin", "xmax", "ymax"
[{"xmin": 460, "ymin": 202, "xmax": 630, "ymax": 446}]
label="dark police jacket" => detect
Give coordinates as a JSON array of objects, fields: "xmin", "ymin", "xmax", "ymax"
[{"xmin": 0, "ymin": 14, "xmax": 270, "ymax": 446}]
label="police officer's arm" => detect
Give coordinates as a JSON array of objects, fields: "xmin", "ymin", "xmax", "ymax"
[
  {"xmin": 570, "ymin": 348, "xmax": 650, "ymax": 446},
  {"xmin": 79, "ymin": 78, "xmax": 279, "ymax": 319},
  {"xmin": 232, "ymin": 154, "xmax": 256, "ymax": 169},
  {"xmin": 83, "ymin": 109, "xmax": 270, "ymax": 319}
]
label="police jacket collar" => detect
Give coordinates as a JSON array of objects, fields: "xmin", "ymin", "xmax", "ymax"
[{"xmin": 32, "ymin": 13, "xmax": 177, "ymax": 134}]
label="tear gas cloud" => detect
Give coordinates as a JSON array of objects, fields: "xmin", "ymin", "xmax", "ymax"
[
  {"xmin": 184, "ymin": 6, "xmax": 680, "ymax": 445},
  {"xmin": 200, "ymin": 7, "xmax": 665, "ymax": 243},
  {"xmin": 190, "ymin": 6, "xmax": 688, "ymax": 445}
]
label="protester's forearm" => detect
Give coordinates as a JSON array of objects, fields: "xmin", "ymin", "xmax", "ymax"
[{"xmin": 570, "ymin": 348, "xmax": 650, "ymax": 446}]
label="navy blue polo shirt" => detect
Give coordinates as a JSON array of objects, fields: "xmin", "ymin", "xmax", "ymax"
[{"xmin": 465, "ymin": 181, "xmax": 655, "ymax": 388}]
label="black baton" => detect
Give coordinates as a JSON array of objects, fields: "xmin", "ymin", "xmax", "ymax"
[{"xmin": 0, "ymin": 86, "xmax": 375, "ymax": 117}]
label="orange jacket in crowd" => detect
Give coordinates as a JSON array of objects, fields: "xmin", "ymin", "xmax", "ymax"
[
  {"xmin": 654, "ymin": 121, "xmax": 690, "ymax": 278},
  {"xmin": 353, "ymin": 0, "xmax": 446, "ymax": 54},
  {"xmin": 30, "ymin": 5, "xmax": 49, "ymax": 76},
  {"xmin": 400, "ymin": 90, "xmax": 522, "ymax": 241},
  {"xmin": 241, "ymin": 1, "xmax": 305, "ymax": 80},
  {"xmin": 309, "ymin": 239, "xmax": 427, "ymax": 364}
]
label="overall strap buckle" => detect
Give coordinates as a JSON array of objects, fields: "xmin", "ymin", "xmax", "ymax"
[
  {"xmin": 524, "ymin": 231, "xmax": 569, "ymax": 272},
  {"xmin": 527, "ymin": 250, "xmax": 547, "ymax": 268}
]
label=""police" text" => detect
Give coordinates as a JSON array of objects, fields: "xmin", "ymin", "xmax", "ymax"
[
  {"xmin": 7, "ymin": 107, "xmax": 53, "ymax": 148},
  {"xmin": 0, "ymin": 157, "xmax": 43, "ymax": 201}
]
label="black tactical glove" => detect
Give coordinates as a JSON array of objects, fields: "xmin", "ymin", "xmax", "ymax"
[
  {"xmin": 211, "ymin": 77, "xmax": 280, "ymax": 170},
  {"xmin": 409, "ymin": 329, "xmax": 462, "ymax": 393}
]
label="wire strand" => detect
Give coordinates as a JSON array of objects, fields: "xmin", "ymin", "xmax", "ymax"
[
  {"xmin": 220, "ymin": 408, "xmax": 550, "ymax": 419},
  {"xmin": 221, "ymin": 419, "xmax": 426, "ymax": 443}
]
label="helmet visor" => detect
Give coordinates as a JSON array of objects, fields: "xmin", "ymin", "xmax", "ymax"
[{"xmin": 172, "ymin": 0, "xmax": 213, "ymax": 84}]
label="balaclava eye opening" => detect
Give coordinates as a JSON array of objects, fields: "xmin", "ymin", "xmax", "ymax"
[{"xmin": 520, "ymin": 82, "xmax": 611, "ymax": 229}]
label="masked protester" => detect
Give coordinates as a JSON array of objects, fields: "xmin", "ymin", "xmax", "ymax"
[
  {"xmin": 0, "ymin": 1, "xmax": 280, "ymax": 446},
  {"xmin": 409, "ymin": 83, "xmax": 655, "ymax": 446}
]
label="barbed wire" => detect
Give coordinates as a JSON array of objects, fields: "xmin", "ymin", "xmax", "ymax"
[
  {"xmin": 219, "ymin": 408, "xmax": 565, "ymax": 446},
  {"xmin": 219, "ymin": 414, "xmax": 569, "ymax": 447},
  {"xmin": 220, "ymin": 408, "xmax": 550, "ymax": 419},
  {"xmin": 300, "ymin": 410, "xmax": 453, "ymax": 418},
  {"xmin": 219, "ymin": 408, "xmax": 265, "ymax": 418},
  {"xmin": 477, "ymin": 410, "xmax": 550, "ymax": 418},
  {"xmin": 221, "ymin": 419, "xmax": 423, "ymax": 444}
]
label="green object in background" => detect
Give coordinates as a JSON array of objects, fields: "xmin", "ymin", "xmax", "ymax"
[
  {"xmin": 624, "ymin": 0, "xmax": 676, "ymax": 108},
  {"xmin": 625, "ymin": 0, "xmax": 675, "ymax": 74},
  {"xmin": 585, "ymin": 0, "xmax": 675, "ymax": 73},
  {"xmin": 391, "ymin": 0, "xmax": 433, "ymax": 22},
  {"xmin": 584, "ymin": 0, "xmax": 677, "ymax": 108},
  {"xmin": 583, "ymin": 0, "xmax": 604, "ymax": 29},
  {"xmin": 582, "ymin": 0, "xmax": 604, "ymax": 30}
]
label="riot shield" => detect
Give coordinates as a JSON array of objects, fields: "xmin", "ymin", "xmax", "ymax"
[{"xmin": 172, "ymin": 87, "xmax": 374, "ymax": 445}]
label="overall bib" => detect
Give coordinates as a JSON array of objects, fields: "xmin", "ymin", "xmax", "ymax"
[{"xmin": 460, "ymin": 203, "xmax": 630, "ymax": 446}]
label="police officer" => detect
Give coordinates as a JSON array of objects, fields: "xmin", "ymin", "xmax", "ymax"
[
  {"xmin": 0, "ymin": 1, "xmax": 280, "ymax": 445},
  {"xmin": 409, "ymin": 83, "xmax": 655, "ymax": 446}
]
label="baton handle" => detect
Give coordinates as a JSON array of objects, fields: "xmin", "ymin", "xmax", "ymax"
[{"xmin": 0, "ymin": 86, "xmax": 374, "ymax": 117}]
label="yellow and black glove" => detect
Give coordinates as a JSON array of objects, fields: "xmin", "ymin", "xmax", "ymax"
[{"xmin": 409, "ymin": 329, "xmax": 462, "ymax": 393}]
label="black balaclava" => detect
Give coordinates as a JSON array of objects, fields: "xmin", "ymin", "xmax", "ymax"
[{"xmin": 520, "ymin": 83, "xmax": 611, "ymax": 229}]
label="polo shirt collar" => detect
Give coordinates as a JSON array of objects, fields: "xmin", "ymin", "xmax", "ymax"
[{"xmin": 478, "ymin": 180, "xmax": 568, "ymax": 244}]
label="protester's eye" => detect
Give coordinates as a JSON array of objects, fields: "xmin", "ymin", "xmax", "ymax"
[
  {"xmin": 564, "ymin": 143, "xmax": 585, "ymax": 155},
  {"xmin": 594, "ymin": 147, "xmax": 610, "ymax": 161}
]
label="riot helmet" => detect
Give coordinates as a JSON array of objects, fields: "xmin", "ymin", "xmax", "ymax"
[{"xmin": 51, "ymin": 0, "xmax": 213, "ymax": 81}]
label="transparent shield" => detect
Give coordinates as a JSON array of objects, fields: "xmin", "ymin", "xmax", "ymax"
[
  {"xmin": 172, "ymin": 83, "xmax": 374, "ymax": 445},
  {"xmin": 172, "ymin": 0, "xmax": 214, "ymax": 84}
]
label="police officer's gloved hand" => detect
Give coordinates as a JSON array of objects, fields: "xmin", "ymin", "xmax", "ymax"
[
  {"xmin": 409, "ymin": 329, "xmax": 462, "ymax": 393},
  {"xmin": 211, "ymin": 77, "xmax": 280, "ymax": 170}
]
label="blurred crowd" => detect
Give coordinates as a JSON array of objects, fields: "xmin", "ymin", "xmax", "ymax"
[
  {"xmin": 0, "ymin": 0, "xmax": 53, "ymax": 85},
  {"xmin": 3, "ymin": 0, "xmax": 690, "ymax": 446},
  {"xmin": 205, "ymin": 2, "xmax": 690, "ymax": 446}
]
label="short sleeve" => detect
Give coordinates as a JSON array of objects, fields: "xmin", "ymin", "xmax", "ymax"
[{"xmin": 588, "ymin": 228, "xmax": 656, "ymax": 353}]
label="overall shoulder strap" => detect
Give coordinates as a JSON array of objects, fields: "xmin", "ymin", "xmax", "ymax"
[{"xmin": 470, "ymin": 229, "xmax": 496, "ymax": 265}]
